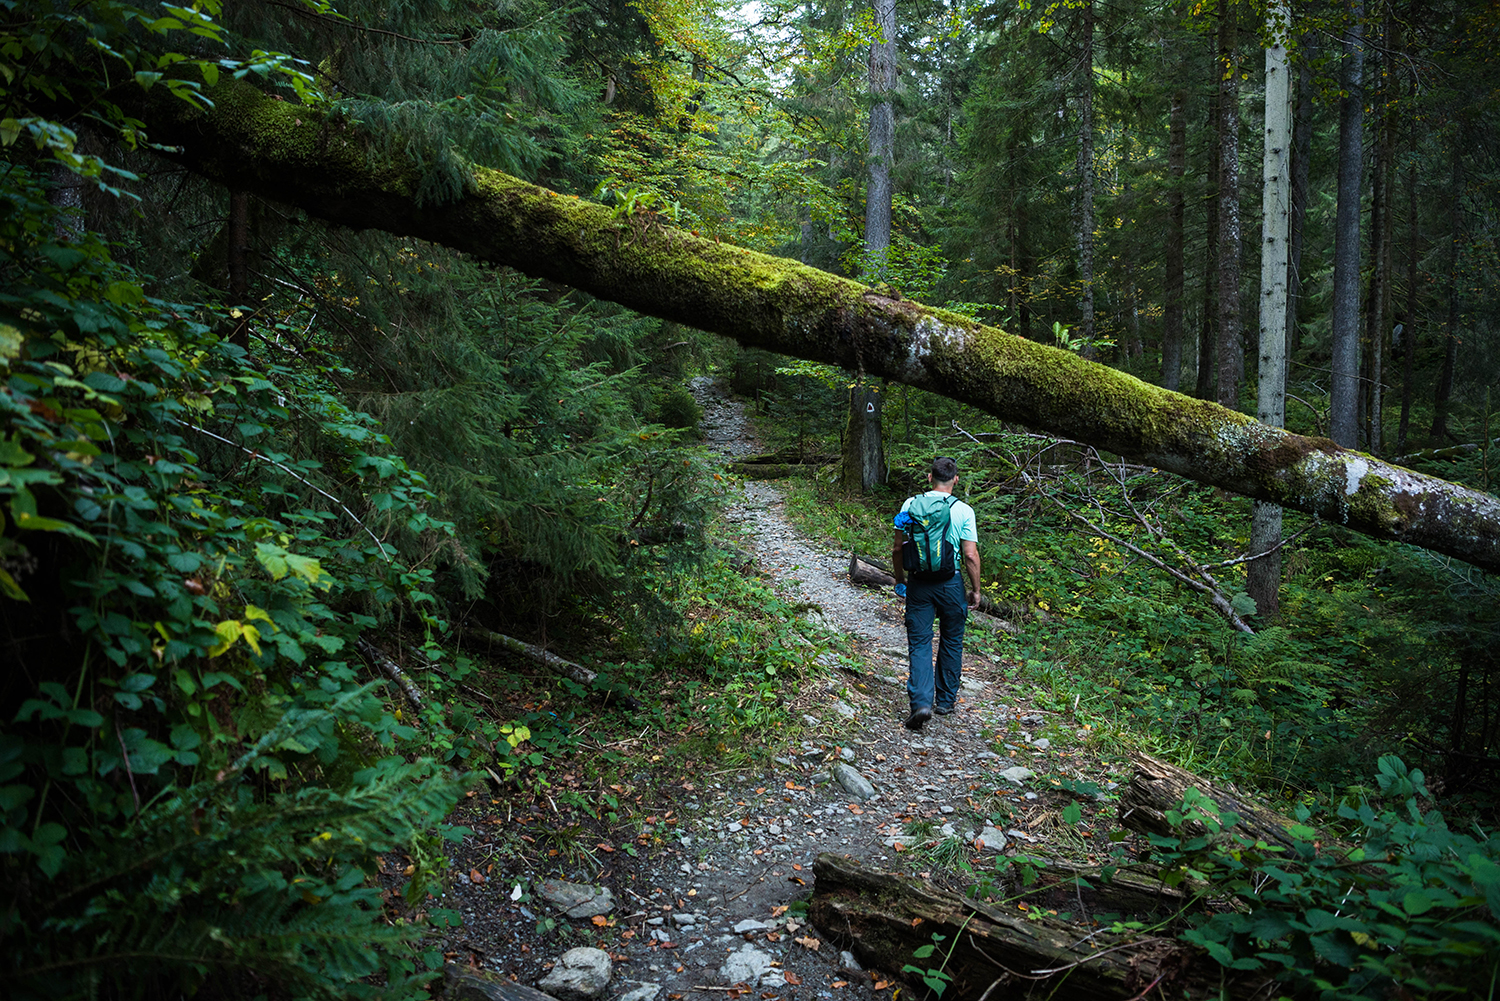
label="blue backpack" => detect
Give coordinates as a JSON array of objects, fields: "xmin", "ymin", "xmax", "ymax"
[{"xmin": 896, "ymin": 494, "xmax": 956, "ymax": 582}]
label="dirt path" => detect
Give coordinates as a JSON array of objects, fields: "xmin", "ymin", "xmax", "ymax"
[{"xmin": 439, "ymin": 381, "xmax": 1094, "ymax": 1001}]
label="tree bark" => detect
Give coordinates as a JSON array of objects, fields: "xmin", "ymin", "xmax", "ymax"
[
  {"xmin": 1215, "ymin": 1, "xmax": 1243, "ymax": 411},
  {"xmin": 1431, "ymin": 142, "xmax": 1462, "ymax": 445},
  {"xmin": 1196, "ymin": 83, "xmax": 1219, "ymax": 402},
  {"xmin": 1248, "ymin": 0, "xmax": 1292, "ymax": 622},
  {"xmin": 841, "ymin": 382, "xmax": 885, "ymax": 491},
  {"xmin": 1162, "ymin": 87, "xmax": 1187, "ymax": 391},
  {"xmin": 865, "ymin": 0, "xmax": 896, "ymax": 273},
  {"xmin": 132, "ymin": 81, "xmax": 1500, "ymax": 573},
  {"xmin": 809, "ymin": 853, "xmax": 1269, "ymax": 1000},
  {"xmin": 1074, "ymin": 1, "xmax": 1097, "ymax": 348},
  {"xmin": 1330, "ymin": 1, "xmax": 1366, "ymax": 448},
  {"xmin": 1287, "ymin": 56, "xmax": 1313, "ymax": 359}
]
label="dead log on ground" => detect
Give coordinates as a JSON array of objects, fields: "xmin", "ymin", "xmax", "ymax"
[
  {"xmin": 1118, "ymin": 751, "xmax": 1307, "ymax": 853},
  {"xmin": 728, "ymin": 461, "xmax": 815, "ymax": 480},
  {"xmin": 462, "ymin": 628, "xmax": 643, "ymax": 710},
  {"xmin": 809, "ymin": 853, "xmax": 1265, "ymax": 1000},
  {"xmin": 356, "ymin": 639, "xmax": 425, "ymax": 707},
  {"xmin": 847, "ymin": 554, "xmax": 1017, "ymax": 627}
]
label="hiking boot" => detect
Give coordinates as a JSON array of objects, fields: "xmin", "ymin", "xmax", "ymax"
[
  {"xmin": 934, "ymin": 704, "xmax": 956, "ymax": 716},
  {"xmin": 903, "ymin": 707, "xmax": 932, "ymax": 731}
]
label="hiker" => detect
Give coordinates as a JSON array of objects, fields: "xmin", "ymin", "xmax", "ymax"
[{"xmin": 891, "ymin": 456, "xmax": 981, "ymax": 731}]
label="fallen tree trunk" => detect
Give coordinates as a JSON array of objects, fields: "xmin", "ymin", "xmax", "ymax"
[
  {"xmin": 1118, "ymin": 751, "xmax": 1306, "ymax": 853},
  {"xmin": 847, "ymin": 554, "xmax": 1015, "ymax": 625},
  {"xmin": 809, "ymin": 853, "xmax": 1265, "ymax": 1000},
  {"xmin": 461, "ymin": 627, "xmax": 643, "ymax": 710},
  {"xmin": 356, "ymin": 639, "xmax": 425, "ymax": 707},
  {"xmin": 133, "ymin": 81, "xmax": 1500, "ymax": 573},
  {"xmin": 728, "ymin": 462, "xmax": 808, "ymax": 480}
]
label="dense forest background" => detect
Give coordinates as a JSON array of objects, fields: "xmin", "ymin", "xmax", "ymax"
[{"xmin": 4, "ymin": 0, "xmax": 1500, "ymax": 996}]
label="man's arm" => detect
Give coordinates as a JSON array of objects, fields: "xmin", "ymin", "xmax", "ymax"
[
  {"xmin": 961, "ymin": 539, "xmax": 981, "ymax": 609},
  {"xmin": 892, "ymin": 531, "xmax": 906, "ymax": 585}
]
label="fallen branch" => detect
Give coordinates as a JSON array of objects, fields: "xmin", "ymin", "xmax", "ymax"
[
  {"xmin": 356, "ymin": 639, "xmax": 425, "ymax": 707},
  {"xmin": 462, "ymin": 627, "xmax": 643, "ymax": 710}
]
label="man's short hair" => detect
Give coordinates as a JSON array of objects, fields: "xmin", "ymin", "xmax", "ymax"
[{"xmin": 930, "ymin": 456, "xmax": 958, "ymax": 483}]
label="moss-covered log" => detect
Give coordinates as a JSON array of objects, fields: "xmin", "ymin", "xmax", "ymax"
[{"xmin": 140, "ymin": 83, "xmax": 1500, "ymax": 572}]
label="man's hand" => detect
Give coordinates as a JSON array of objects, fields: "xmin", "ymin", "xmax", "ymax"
[{"xmin": 968, "ymin": 589, "xmax": 980, "ymax": 610}]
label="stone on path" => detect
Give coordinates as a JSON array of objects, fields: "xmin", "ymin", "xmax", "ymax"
[
  {"xmin": 537, "ymin": 947, "xmax": 612, "ymax": 1001},
  {"xmin": 977, "ymin": 826, "xmax": 1009, "ymax": 852},
  {"xmin": 615, "ymin": 986, "xmax": 661, "ymax": 1001},
  {"xmin": 732, "ymin": 918, "xmax": 772, "ymax": 934},
  {"xmin": 831, "ymin": 698, "xmax": 857, "ymax": 719},
  {"xmin": 997, "ymin": 766, "xmax": 1034, "ymax": 785},
  {"xmin": 538, "ymin": 879, "xmax": 615, "ymax": 919},
  {"xmin": 831, "ymin": 763, "xmax": 876, "ymax": 801},
  {"xmin": 719, "ymin": 943, "xmax": 782, "ymax": 987}
]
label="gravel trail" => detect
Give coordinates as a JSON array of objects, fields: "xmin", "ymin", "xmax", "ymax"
[{"xmin": 441, "ymin": 379, "xmax": 1075, "ymax": 1001}]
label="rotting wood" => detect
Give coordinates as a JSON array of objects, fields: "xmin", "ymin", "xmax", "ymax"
[
  {"xmin": 356, "ymin": 639, "xmax": 424, "ymax": 707},
  {"xmin": 728, "ymin": 462, "xmax": 807, "ymax": 480},
  {"xmin": 1119, "ymin": 751, "xmax": 1306, "ymax": 853},
  {"xmin": 125, "ymin": 80, "xmax": 1500, "ymax": 573},
  {"xmin": 847, "ymin": 554, "xmax": 1016, "ymax": 627},
  {"xmin": 808, "ymin": 853, "xmax": 1266, "ymax": 1000},
  {"xmin": 462, "ymin": 628, "xmax": 643, "ymax": 710}
]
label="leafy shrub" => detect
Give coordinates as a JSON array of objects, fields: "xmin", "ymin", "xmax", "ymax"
[{"xmin": 1150, "ymin": 758, "xmax": 1500, "ymax": 1000}]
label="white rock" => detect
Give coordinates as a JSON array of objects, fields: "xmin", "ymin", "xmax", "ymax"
[
  {"xmin": 538, "ymin": 947, "xmax": 612, "ymax": 1001},
  {"xmin": 1032, "ymin": 737, "xmax": 1051, "ymax": 751},
  {"xmin": 997, "ymin": 766, "xmax": 1034, "ymax": 785},
  {"xmin": 616, "ymin": 986, "xmax": 662, "ymax": 1001},
  {"xmin": 719, "ymin": 943, "xmax": 775, "ymax": 986},
  {"xmin": 977, "ymin": 826, "xmax": 1009, "ymax": 852},
  {"xmin": 732, "ymin": 919, "xmax": 771, "ymax": 934}
]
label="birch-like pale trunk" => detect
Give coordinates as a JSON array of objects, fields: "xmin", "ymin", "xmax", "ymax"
[{"xmin": 1248, "ymin": 0, "xmax": 1293, "ymax": 621}]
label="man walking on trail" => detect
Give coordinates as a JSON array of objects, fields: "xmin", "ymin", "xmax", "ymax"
[{"xmin": 891, "ymin": 456, "xmax": 981, "ymax": 731}]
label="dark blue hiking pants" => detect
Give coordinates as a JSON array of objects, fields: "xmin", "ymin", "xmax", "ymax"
[{"xmin": 904, "ymin": 575, "xmax": 968, "ymax": 711}]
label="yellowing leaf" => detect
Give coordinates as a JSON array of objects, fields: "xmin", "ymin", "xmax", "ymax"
[{"xmin": 208, "ymin": 619, "xmax": 243, "ymax": 657}]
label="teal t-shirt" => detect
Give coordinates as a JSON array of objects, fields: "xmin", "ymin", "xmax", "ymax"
[{"xmin": 899, "ymin": 492, "xmax": 977, "ymax": 570}]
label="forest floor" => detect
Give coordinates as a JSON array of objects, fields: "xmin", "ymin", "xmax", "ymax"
[{"xmin": 432, "ymin": 380, "xmax": 1135, "ymax": 1001}]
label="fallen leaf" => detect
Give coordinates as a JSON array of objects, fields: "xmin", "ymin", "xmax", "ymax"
[
  {"xmin": 792, "ymin": 863, "xmax": 803, "ymax": 871},
  {"xmin": 795, "ymin": 936, "xmax": 820, "ymax": 951},
  {"xmin": 592, "ymin": 916, "xmax": 608, "ymax": 927},
  {"xmin": 832, "ymin": 981, "xmax": 849, "ymax": 989},
  {"xmin": 403, "ymin": 864, "xmax": 416, "ymax": 876},
  {"xmin": 597, "ymin": 843, "xmax": 615, "ymax": 852},
  {"xmin": 469, "ymin": 868, "xmax": 485, "ymax": 884},
  {"xmin": 771, "ymin": 905, "xmax": 790, "ymax": 917},
  {"xmin": 784, "ymin": 971, "xmax": 803, "ymax": 985},
  {"xmin": 874, "ymin": 980, "xmax": 892, "ymax": 990}
]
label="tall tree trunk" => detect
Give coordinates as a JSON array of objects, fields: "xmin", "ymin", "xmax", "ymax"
[
  {"xmin": 1287, "ymin": 57, "xmax": 1313, "ymax": 358},
  {"xmin": 130, "ymin": 78, "xmax": 1500, "ymax": 572},
  {"xmin": 1364, "ymin": 7, "xmax": 1395, "ymax": 456},
  {"xmin": 865, "ymin": 0, "xmax": 896, "ymax": 274},
  {"xmin": 1163, "ymin": 87, "xmax": 1187, "ymax": 391},
  {"xmin": 1397, "ymin": 117, "xmax": 1419, "ymax": 455},
  {"xmin": 842, "ymin": 383, "xmax": 885, "ymax": 492},
  {"xmin": 1216, "ymin": 1, "xmax": 1243, "ymax": 412},
  {"xmin": 1248, "ymin": 0, "xmax": 1293, "ymax": 622},
  {"xmin": 1431, "ymin": 143, "xmax": 1462, "ymax": 444},
  {"xmin": 1330, "ymin": 0, "xmax": 1366, "ymax": 448},
  {"xmin": 1197, "ymin": 83, "xmax": 1220, "ymax": 401},
  {"xmin": 1075, "ymin": 0, "xmax": 1097, "ymax": 349},
  {"xmin": 846, "ymin": 0, "xmax": 896, "ymax": 492}
]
